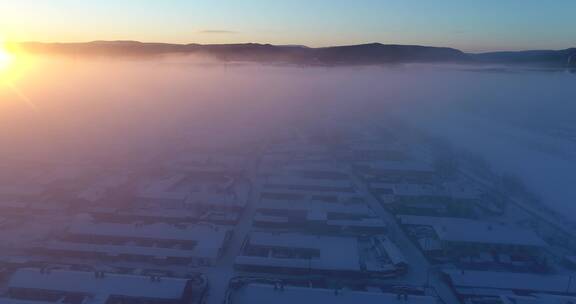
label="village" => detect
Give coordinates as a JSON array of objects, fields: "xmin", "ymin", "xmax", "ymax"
[{"xmin": 0, "ymin": 124, "xmax": 575, "ymax": 304}]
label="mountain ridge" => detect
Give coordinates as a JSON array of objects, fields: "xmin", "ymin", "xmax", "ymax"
[{"xmin": 15, "ymin": 41, "xmax": 576, "ymax": 67}]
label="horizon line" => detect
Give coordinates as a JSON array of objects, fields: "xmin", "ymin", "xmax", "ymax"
[{"xmin": 9, "ymin": 39, "xmax": 576, "ymax": 54}]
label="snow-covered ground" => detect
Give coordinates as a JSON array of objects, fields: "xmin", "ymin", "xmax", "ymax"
[{"xmin": 394, "ymin": 69, "xmax": 576, "ymax": 219}]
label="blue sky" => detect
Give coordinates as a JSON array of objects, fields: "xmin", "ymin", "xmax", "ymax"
[{"xmin": 0, "ymin": 0, "xmax": 575, "ymax": 51}]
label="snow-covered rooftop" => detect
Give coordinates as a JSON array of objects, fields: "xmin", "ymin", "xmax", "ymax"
[
  {"xmin": 8, "ymin": 268, "xmax": 190, "ymax": 304},
  {"xmin": 258, "ymin": 198, "xmax": 372, "ymax": 215},
  {"xmin": 264, "ymin": 176, "xmax": 354, "ymax": 189},
  {"xmin": 230, "ymin": 283, "xmax": 436, "ymax": 304},
  {"xmin": 356, "ymin": 160, "xmax": 434, "ymax": 173},
  {"xmin": 41, "ymin": 240, "xmax": 211, "ymax": 259},
  {"xmin": 443, "ymin": 269, "xmax": 576, "ymax": 294},
  {"xmin": 236, "ymin": 232, "xmax": 361, "ymax": 271},
  {"xmin": 398, "ymin": 215, "xmax": 546, "ymax": 247},
  {"xmin": 68, "ymin": 222, "xmax": 227, "ymax": 258},
  {"xmin": 433, "ymin": 221, "xmax": 545, "ymax": 247}
]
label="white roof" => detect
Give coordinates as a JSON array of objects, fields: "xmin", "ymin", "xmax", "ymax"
[
  {"xmin": 253, "ymin": 214, "xmax": 290, "ymax": 224},
  {"xmin": 433, "ymin": 222, "xmax": 545, "ymax": 247},
  {"xmin": 444, "ymin": 269, "xmax": 576, "ymax": 293},
  {"xmin": 282, "ymin": 162, "xmax": 348, "ymax": 173},
  {"xmin": 264, "ymin": 177, "xmax": 354, "ymax": 189},
  {"xmin": 357, "ymin": 161, "xmax": 434, "ymax": 172},
  {"xmin": 0, "ymin": 297, "xmax": 55, "ymax": 304},
  {"xmin": 231, "ymin": 284, "xmax": 436, "ymax": 304},
  {"xmin": 371, "ymin": 182, "xmax": 478, "ymax": 200},
  {"xmin": 444, "ymin": 182, "xmax": 483, "ymax": 200},
  {"xmin": 260, "ymin": 190, "xmax": 361, "ymax": 201},
  {"xmin": 170, "ymin": 153, "xmax": 244, "ymax": 169},
  {"xmin": 501, "ymin": 294, "xmax": 576, "ymax": 304},
  {"xmin": 326, "ymin": 218, "xmax": 386, "ymax": 228},
  {"xmin": 265, "ymin": 143, "xmax": 328, "ymax": 154},
  {"xmin": 137, "ymin": 174, "xmax": 189, "ymax": 200},
  {"xmin": 8, "ymin": 268, "xmax": 189, "ymax": 303},
  {"xmin": 373, "ymin": 236, "xmax": 406, "ymax": 265},
  {"xmin": 42, "ymin": 240, "xmax": 211, "ymax": 259},
  {"xmin": 349, "ymin": 142, "xmax": 405, "ymax": 151},
  {"xmin": 398, "ymin": 215, "xmax": 546, "ymax": 247},
  {"xmin": 258, "ymin": 199, "xmax": 372, "ymax": 215},
  {"xmin": 185, "ymin": 191, "xmax": 242, "ymax": 207},
  {"xmin": 398, "ymin": 215, "xmax": 476, "ymax": 226},
  {"xmin": 392, "ymin": 183, "xmax": 446, "ymax": 197},
  {"xmin": 237, "ymin": 232, "xmax": 361, "ymax": 271},
  {"xmin": 68, "ymin": 222, "xmax": 227, "ymax": 258},
  {"xmin": 138, "ymin": 190, "xmax": 189, "ymax": 201},
  {"xmin": 113, "ymin": 207, "xmax": 199, "ymax": 219}
]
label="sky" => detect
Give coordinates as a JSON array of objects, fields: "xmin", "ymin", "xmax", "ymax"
[{"xmin": 0, "ymin": 0, "xmax": 575, "ymax": 52}]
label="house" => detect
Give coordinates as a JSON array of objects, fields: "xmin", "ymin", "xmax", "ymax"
[
  {"xmin": 443, "ymin": 269, "xmax": 576, "ymax": 299},
  {"xmin": 253, "ymin": 197, "xmax": 386, "ymax": 233},
  {"xmin": 354, "ymin": 160, "xmax": 436, "ymax": 183},
  {"xmin": 34, "ymin": 221, "xmax": 230, "ymax": 266},
  {"xmin": 226, "ymin": 282, "xmax": 436, "ymax": 304},
  {"xmin": 370, "ymin": 182, "xmax": 481, "ymax": 217},
  {"xmin": 6, "ymin": 268, "xmax": 194, "ymax": 304},
  {"xmin": 398, "ymin": 215, "xmax": 546, "ymax": 256},
  {"xmin": 235, "ymin": 232, "xmax": 406, "ymax": 277}
]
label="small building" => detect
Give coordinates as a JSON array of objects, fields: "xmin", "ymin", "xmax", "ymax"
[
  {"xmin": 371, "ymin": 182, "xmax": 481, "ymax": 217},
  {"xmin": 235, "ymin": 232, "xmax": 406, "ymax": 277},
  {"xmin": 137, "ymin": 173, "xmax": 244, "ymax": 212},
  {"xmin": 34, "ymin": 221, "xmax": 230, "ymax": 266},
  {"xmin": 89, "ymin": 206, "xmax": 240, "ymax": 225},
  {"xmin": 398, "ymin": 215, "xmax": 546, "ymax": 256},
  {"xmin": 167, "ymin": 153, "xmax": 246, "ymax": 177},
  {"xmin": 262, "ymin": 176, "xmax": 356, "ymax": 193},
  {"xmin": 226, "ymin": 282, "xmax": 436, "ymax": 304},
  {"xmin": 137, "ymin": 174, "xmax": 190, "ymax": 206},
  {"xmin": 354, "ymin": 160, "xmax": 436, "ymax": 183},
  {"xmin": 7, "ymin": 268, "xmax": 194, "ymax": 304},
  {"xmin": 443, "ymin": 269, "xmax": 576, "ymax": 299},
  {"xmin": 338, "ymin": 142, "xmax": 409, "ymax": 162},
  {"xmin": 253, "ymin": 197, "xmax": 386, "ymax": 233}
]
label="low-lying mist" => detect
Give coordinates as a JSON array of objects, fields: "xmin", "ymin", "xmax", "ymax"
[{"xmin": 1, "ymin": 54, "xmax": 576, "ymax": 217}]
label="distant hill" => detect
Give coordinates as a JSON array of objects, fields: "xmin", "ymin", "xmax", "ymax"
[
  {"xmin": 312, "ymin": 43, "xmax": 468, "ymax": 64},
  {"xmin": 16, "ymin": 41, "xmax": 576, "ymax": 67},
  {"xmin": 471, "ymin": 48, "xmax": 576, "ymax": 67}
]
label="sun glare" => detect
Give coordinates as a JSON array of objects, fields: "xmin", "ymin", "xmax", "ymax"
[
  {"xmin": 0, "ymin": 38, "xmax": 33, "ymax": 83},
  {"xmin": 0, "ymin": 42, "xmax": 15, "ymax": 72}
]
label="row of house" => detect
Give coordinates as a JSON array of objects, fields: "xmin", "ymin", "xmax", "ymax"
[
  {"xmin": 442, "ymin": 269, "xmax": 576, "ymax": 301},
  {"xmin": 1, "ymin": 268, "xmax": 200, "ymax": 304},
  {"xmin": 235, "ymin": 232, "xmax": 407, "ymax": 278},
  {"xmin": 226, "ymin": 281, "xmax": 436, "ymax": 304},
  {"xmin": 398, "ymin": 215, "xmax": 548, "ymax": 271},
  {"xmin": 31, "ymin": 221, "xmax": 231, "ymax": 266}
]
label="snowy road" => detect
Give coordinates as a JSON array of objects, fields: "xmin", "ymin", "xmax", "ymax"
[
  {"xmin": 203, "ymin": 154, "xmax": 262, "ymax": 304},
  {"xmin": 349, "ymin": 170, "xmax": 460, "ymax": 304}
]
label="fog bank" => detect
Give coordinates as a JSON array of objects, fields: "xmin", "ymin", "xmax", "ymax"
[{"xmin": 1, "ymin": 55, "xmax": 576, "ymax": 217}]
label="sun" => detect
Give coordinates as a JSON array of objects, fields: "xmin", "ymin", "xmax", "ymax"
[
  {"xmin": 0, "ymin": 43, "xmax": 15, "ymax": 71},
  {"xmin": 0, "ymin": 38, "xmax": 27, "ymax": 82}
]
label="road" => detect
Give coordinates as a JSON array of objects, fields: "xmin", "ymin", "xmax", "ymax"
[
  {"xmin": 205, "ymin": 156, "xmax": 461, "ymax": 303},
  {"xmin": 348, "ymin": 169, "xmax": 460, "ymax": 304},
  {"xmin": 203, "ymin": 154, "xmax": 262, "ymax": 304}
]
